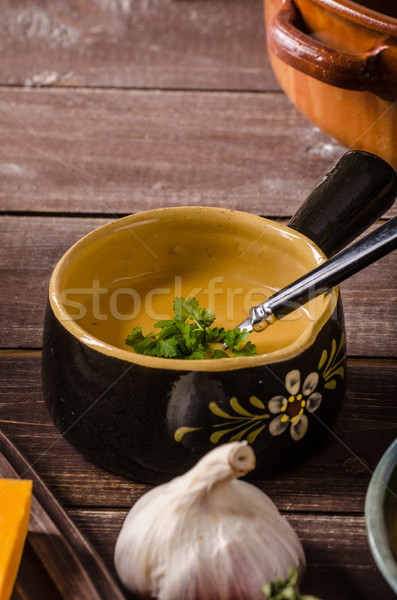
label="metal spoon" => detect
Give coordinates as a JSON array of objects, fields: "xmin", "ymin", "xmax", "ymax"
[{"xmin": 236, "ymin": 216, "xmax": 397, "ymax": 333}]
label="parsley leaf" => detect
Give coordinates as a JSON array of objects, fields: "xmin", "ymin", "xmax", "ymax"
[
  {"xmin": 126, "ymin": 326, "xmax": 145, "ymax": 346},
  {"xmin": 224, "ymin": 328, "xmax": 250, "ymax": 351},
  {"xmin": 212, "ymin": 349, "xmax": 230, "ymax": 359},
  {"xmin": 262, "ymin": 566, "xmax": 321, "ymax": 600},
  {"xmin": 232, "ymin": 341, "xmax": 258, "ymax": 357},
  {"xmin": 126, "ymin": 296, "xmax": 258, "ymax": 360}
]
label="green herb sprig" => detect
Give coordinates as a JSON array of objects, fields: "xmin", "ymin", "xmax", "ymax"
[
  {"xmin": 263, "ymin": 567, "xmax": 321, "ymax": 600},
  {"xmin": 126, "ymin": 296, "xmax": 257, "ymax": 360}
]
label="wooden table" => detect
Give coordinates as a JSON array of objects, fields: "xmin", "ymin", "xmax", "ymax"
[{"xmin": 0, "ymin": 1, "xmax": 396, "ymax": 598}]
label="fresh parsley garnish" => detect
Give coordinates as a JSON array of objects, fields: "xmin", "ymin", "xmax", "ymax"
[
  {"xmin": 263, "ymin": 567, "xmax": 321, "ymax": 600},
  {"xmin": 126, "ymin": 296, "xmax": 257, "ymax": 359}
]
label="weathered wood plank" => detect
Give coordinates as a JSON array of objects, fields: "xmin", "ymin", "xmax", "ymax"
[
  {"xmin": 0, "ymin": 355, "xmax": 396, "ymax": 513},
  {"xmin": 0, "ymin": 217, "xmax": 108, "ymax": 348},
  {"xmin": 69, "ymin": 508, "xmax": 396, "ymax": 600},
  {"xmin": 0, "ymin": 430, "xmax": 126, "ymax": 600},
  {"xmin": 0, "ymin": 0, "xmax": 275, "ymax": 92},
  {"xmin": 0, "ymin": 87, "xmax": 351, "ymax": 215},
  {"xmin": 1, "ymin": 216, "xmax": 396, "ymax": 355}
]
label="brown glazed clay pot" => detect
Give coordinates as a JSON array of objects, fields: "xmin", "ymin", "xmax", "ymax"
[{"xmin": 265, "ymin": 0, "xmax": 397, "ymax": 168}]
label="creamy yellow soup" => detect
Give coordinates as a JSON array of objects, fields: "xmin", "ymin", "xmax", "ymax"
[{"xmin": 62, "ymin": 226, "xmax": 324, "ymax": 357}]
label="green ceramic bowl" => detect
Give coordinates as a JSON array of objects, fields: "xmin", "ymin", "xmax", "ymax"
[{"xmin": 365, "ymin": 438, "xmax": 397, "ymax": 594}]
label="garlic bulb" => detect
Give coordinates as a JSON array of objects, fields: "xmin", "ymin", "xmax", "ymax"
[{"xmin": 114, "ymin": 442, "xmax": 305, "ymax": 600}]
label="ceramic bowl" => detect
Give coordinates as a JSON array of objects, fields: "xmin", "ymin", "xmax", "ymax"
[
  {"xmin": 42, "ymin": 206, "xmax": 346, "ymax": 483},
  {"xmin": 365, "ymin": 438, "xmax": 397, "ymax": 595},
  {"xmin": 264, "ymin": 0, "xmax": 397, "ymax": 169}
]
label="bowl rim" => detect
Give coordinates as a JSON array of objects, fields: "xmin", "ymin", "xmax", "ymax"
[
  {"xmin": 307, "ymin": 0, "xmax": 397, "ymax": 31},
  {"xmin": 48, "ymin": 206, "xmax": 339, "ymax": 372},
  {"xmin": 365, "ymin": 437, "xmax": 397, "ymax": 594}
]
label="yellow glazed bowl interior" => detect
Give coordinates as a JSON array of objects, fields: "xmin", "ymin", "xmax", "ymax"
[{"xmin": 49, "ymin": 207, "xmax": 336, "ymax": 371}]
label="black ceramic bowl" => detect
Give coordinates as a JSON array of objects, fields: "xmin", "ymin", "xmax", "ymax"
[
  {"xmin": 42, "ymin": 206, "xmax": 346, "ymax": 483},
  {"xmin": 42, "ymin": 150, "xmax": 397, "ymax": 484}
]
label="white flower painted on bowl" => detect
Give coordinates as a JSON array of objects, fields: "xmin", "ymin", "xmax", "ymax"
[{"xmin": 268, "ymin": 370, "xmax": 322, "ymax": 441}]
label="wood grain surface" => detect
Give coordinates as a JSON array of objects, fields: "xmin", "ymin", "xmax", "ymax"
[
  {"xmin": 0, "ymin": 87, "xmax": 348, "ymax": 215},
  {"xmin": 0, "ymin": 430, "xmax": 126, "ymax": 599},
  {"xmin": 0, "ymin": 0, "xmax": 275, "ymax": 91},
  {"xmin": 1, "ymin": 1, "xmax": 396, "ymax": 598}
]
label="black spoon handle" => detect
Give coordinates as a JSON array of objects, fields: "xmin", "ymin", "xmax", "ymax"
[
  {"xmin": 289, "ymin": 150, "xmax": 397, "ymax": 257},
  {"xmin": 249, "ymin": 217, "xmax": 397, "ymax": 331}
]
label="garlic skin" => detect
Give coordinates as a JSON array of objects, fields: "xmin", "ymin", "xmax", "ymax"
[{"xmin": 114, "ymin": 442, "xmax": 305, "ymax": 600}]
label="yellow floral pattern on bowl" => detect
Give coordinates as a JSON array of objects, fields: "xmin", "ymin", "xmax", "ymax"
[
  {"xmin": 268, "ymin": 370, "xmax": 321, "ymax": 441},
  {"xmin": 174, "ymin": 335, "xmax": 345, "ymax": 445}
]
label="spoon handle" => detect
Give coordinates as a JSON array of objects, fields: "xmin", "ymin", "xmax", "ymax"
[
  {"xmin": 289, "ymin": 150, "xmax": 397, "ymax": 257},
  {"xmin": 249, "ymin": 216, "xmax": 397, "ymax": 332}
]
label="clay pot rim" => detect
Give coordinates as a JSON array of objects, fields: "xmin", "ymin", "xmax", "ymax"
[{"xmin": 309, "ymin": 0, "xmax": 397, "ymax": 32}]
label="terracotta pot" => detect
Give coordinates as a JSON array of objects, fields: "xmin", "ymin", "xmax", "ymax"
[
  {"xmin": 264, "ymin": 0, "xmax": 397, "ymax": 169},
  {"xmin": 41, "ymin": 152, "xmax": 396, "ymax": 484}
]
